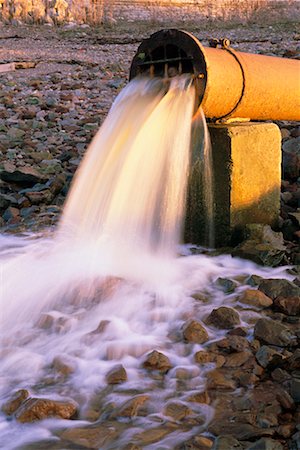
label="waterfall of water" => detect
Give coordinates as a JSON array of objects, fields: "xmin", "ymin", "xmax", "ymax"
[{"xmin": 60, "ymin": 76, "xmax": 195, "ymax": 257}]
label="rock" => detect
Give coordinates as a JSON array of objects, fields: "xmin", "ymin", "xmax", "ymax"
[
  {"xmin": 246, "ymin": 275, "xmax": 263, "ymax": 287},
  {"xmin": 276, "ymin": 389, "xmax": 295, "ymax": 410},
  {"xmin": 0, "ymin": 165, "xmax": 47, "ymax": 187},
  {"xmin": 288, "ymin": 349, "xmax": 300, "ymax": 370},
  {"xmin": 113, "ymin": 394, "xmax": 149, "ymax": 418},
  {"xmin": 254, "ymin": 318, "xmax": 296, "ymax": 347},
  {"xmin": 187, "ymin": 390, "xmax": 210, "ymax": 405},
  {"xmin": 239, "ymin": 289, "xmax": 273, "ymax": 308},
  {"xmin": 176, "ymin": 435, "xmax": 213, "ymax": 449},
  {"xmin": 20, "ymin": 206, "xmax": 39, "ymax": 218},
  {"xmin": 232, "ymin": 224, "xmax": 286, "ymax": 267},
  {"xmin": 206, "ymin": 369, "xmax": 236, "ymax": 390},
  {"xmin": 1, "ymin": 389, "xmax": 29, "ymax": 415},
  {"xmin": 3, "ymin": 206, "xmax": 20, "ymax": 222},
  {"xmin": 224, "ymin": 351, "xmax": 252, "ymax": 368},
  {"xmin": 206, "ymin": 306, "xmax": 240, "ymax": 329},
  {"xmin": 175, "ymin": 366, "xmax": 200, "ymax": 379},
  {"xmin": 194, "ymin": 351, "xmax": 226, "ymax": 368},
  {"xmin": 258, "ymin": 278, "xmax": 300, "ymax": 300},
  {"xmin": 7, "ymin": 127, "xmax": 26, "ymax": 141},
  {"xmin": 105, "ymin": 364, "xmax": 127, "ymax": 385},
  {"xmin": 60, "ymin": 423, "xmax": 120, "ymax": 449},
  {"xmin": 216, "ymin": 277, "xmax": 237, "ymax": 293},
  {"xmin": 52, "ymin": 355, "xmax": 77, "ymax": 377},
  {"xmin": 273, "ymin": 296, "xmax": 300, "ymax": 316},
  {"xmin": 163, "ymin": 401, "xmax": 192, "ymax": 421},
  {"xmin": 15, "ymin": 397, "xmax": 77, "ymax": 423},
  {"xmin": 213, "ymin": 435, "xmax": 243, "ymax": 449},
  {"xmin": 0, "ymin": 193, "xmax": 16, "ymax": 211},
  {"xmin": 246, "ymin": 438, "xmax": 284, "ymax": 449},
  {"xmin": 282, "ymin": 137, "xmax": 300, "ymax": 180},
  {"xmin": 271, "ymin": 368, "xmax": 291, "ymax": 383},
  {"xmin": 217, "ymin": 335, "xmax": 250, "ymax": 352},
  {"xmin": 209, "ymin": 422, "xmax": 274, "ymax": 441},
  {"xmin": 255, "ymin": 346, "xmax": 283, "ymax": 368},
  {"xmin": 277, "ymin": 423, "xmax": 295, "ymax": 439},
  {"xmin": 182, "ymin": 319, "xmax": 209, "ymax": 344},
  {"xmin": 227, "ymin": 327, "xmax": 248, "ymax": 337},
  {"xmin": 142, "ymin": 350, "xmax": 172, "ymax": 373},
  {"xmin": 25, "ymin": 189, "xmax": 54, "ymax": 205},
  {"xmin": 134, "ymin": 425, "xmax": 175, "ymax": 445},
  {"xmin": 290, "ymin": 374, "xmax": 300, "ymax": 402}
]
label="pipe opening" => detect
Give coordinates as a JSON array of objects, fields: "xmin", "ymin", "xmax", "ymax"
[{"xmin": 129, "ymin": 29, "xmax": 208, "ymax": 111}]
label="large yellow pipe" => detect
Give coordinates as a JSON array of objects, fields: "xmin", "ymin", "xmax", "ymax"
[{"xmin": 130, "ymin": 29, "xmax": 300, "ymax": 121}]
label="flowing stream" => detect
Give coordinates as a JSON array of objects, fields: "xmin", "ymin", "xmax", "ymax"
[{"xmin": 0, "ymin": 76, "xmax": 291, "ymax": 450}]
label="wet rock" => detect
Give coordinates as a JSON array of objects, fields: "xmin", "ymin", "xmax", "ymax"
[
  {"xmin": 0, "ymin": 164, "xmax": 47, "ymax": 187},
  {"xmin": 217, "ymin": 335, "xmax": 250, "ymax": 352},
  {"xmin": 194, "ymin": 351, "xmax": 226, "ymax": 368},
  {"xmin": 246, "ymin": 274, "xmax": 263, "ymax": 287},
  {"xmin": 209, "ymin": 422, "xmax": 274, "ymax": 441},
  {"xmin": 188, "ymin": 390, "xmax": 210, "ymax": 405},
  {"xmin": 273, "ymin": 296, "xmax": 300, "ymax": 316},
  {"xmin": 113, "ymin": 394, "xmax": 149, "ymax": 418},
  {"xmin": 121, "ymin": 445, "xmax": 141, "ymax": 450},
  {"xmin": 246, "ymin": 438, "xmax": 284, "ymax": 449},
  {"xmin": 255, "ymin": 345, "xmax": 283, "ymax": 368},
  {"xmin": 105, "ymin": 364, "xmax": 127, "ymax": 385},
  {"xmin": 224, "ymin": 351, "xmax": 252, "ymax": 368},
  {"xmin": 239, "ymin": 289, "xmax": 273, "ymax": 308},
  {"xmin": 163, "ymin": 401, "xmax": 192, "ymax": 421},
  {"xmin": 36, "ymin": 311, "xmax": 74, "ymax": 333},
  {"xmin": 59, "ymin": 422, "xmax": 121, "ymax": 449},
  {"xmin": 227, "ymin": 327, "xmax": 248, "ymax": 337},
  {"xmin": 213, "ymin": 435, "xmax": 243, "ymax": 449},
  {"xmin": 20, "ymin": 206, "xmax": 39, "ymax": 218},
  {"xmin": 52, "ymin": 355, "xmax": 77, "ymax": 377},
  {"xmin": 206, "ymin": 306, "xmax": 240, "ymax": 329},
  {"xmin": 216, "ymin": 277, "xmax": 237, "ymax": 293},
  {"xmin": 258, "ymin": 278, "xmax": 300, "ymax": 300},
  {"xmin": 1, "ymin": 389, "xmax": 29, "ymax": 415},
  {"xmin": 134, "ymin": 425, "xmax": 175, "ymax": 446},
  {"xmin": 232, "ymin": 224, "xmax": 286, "ymax": 267},
  {"xmin": 254, "ymin": 318, "xmax": 296, "ymax": 347},
  {"xmin": 174, "ymin": 365, "xmax": 200, "ymax": 379},
  {"xmin": 176, "ymin": 435, "xmax": 213, "ymax": 449},
  {"xmin": 206, "ymin": 369, "xmax": 236, "ymax": 390},
  {"xmin": 142, "ymin": 350, "xmax": 172, "ymax": 373},
  {"xmin": 182, "ymin": 319, "xmax": 209, "ymax": 344},
  {"xmin": 15, "ymin": 397, "xmax": 78, "ymax": 423}
]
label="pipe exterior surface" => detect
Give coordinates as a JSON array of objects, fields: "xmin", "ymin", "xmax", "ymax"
[
  {"xmin": 130, "ymin": 29, "xmax": 300, "ymax": 121},
  {"xmin": 202, "ymin": 46, "xmax": 300, "ymax": 121}
]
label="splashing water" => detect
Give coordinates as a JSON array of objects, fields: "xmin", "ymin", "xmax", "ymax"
[{"xmin": 0, "ymin": 76, "xmax": 292, "ymax": 450}]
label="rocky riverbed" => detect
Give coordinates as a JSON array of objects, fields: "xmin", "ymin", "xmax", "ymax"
[{"xmin": 0, "ymin": 19, "xmax": 300, "ymax": 450}]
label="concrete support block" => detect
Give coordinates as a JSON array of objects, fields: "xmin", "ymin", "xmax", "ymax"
[{"xmin": 184, "ymin": 122, "xmax": 281, "ymax": 247}]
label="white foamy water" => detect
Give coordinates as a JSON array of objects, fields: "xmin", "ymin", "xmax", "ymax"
[{"xmin": 0, "ymin": 77, "xmax": 292, "ymax": 450}]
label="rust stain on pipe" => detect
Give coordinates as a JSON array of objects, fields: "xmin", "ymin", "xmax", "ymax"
[{"xmin": 130, "ymin": 29, "xmax": 300, "ymax": 122}]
